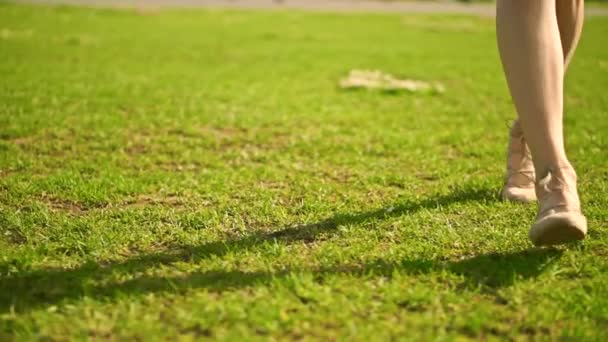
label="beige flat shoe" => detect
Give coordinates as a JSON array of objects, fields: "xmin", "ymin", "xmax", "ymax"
[
  {"xmin": 529, "ymin": 165, "xmax": 587, "ymax": 246},
  {"xmin": 502, "ymin": 120, "xmax": 536, "ymax": 203}
]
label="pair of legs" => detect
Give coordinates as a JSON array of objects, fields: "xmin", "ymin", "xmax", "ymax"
[
  {"xmin": 498, "ymin": 0, "xmax": 583, "ymax": 174},
  {"xmin": 497, "ymin": 0, "xmax": 587, "ymax": 245}
]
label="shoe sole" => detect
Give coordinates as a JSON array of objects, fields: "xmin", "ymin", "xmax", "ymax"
[{"xmin": 529, "ymin": 212, "xmax": 587, "ymax": 246}]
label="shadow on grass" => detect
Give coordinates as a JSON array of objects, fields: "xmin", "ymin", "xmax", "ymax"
[{"xmin": 1, "ymin": 185, "xmax": 562, "ymax": 313}]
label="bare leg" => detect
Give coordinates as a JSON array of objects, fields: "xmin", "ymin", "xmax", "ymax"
[
  {"xmin": 496, "ymin": 0, "xmax": 567, "ymax": 177},
  {"xmin": 557, "ymin": 0, "xmax": 584, "ymax": 69},
  {"xmin": 497, "ymin": 0, "xmax": 587, "ymax": 245},
  {"xmin": 503, "ymin": 0, "xmax": 585, "ymax": 203}
]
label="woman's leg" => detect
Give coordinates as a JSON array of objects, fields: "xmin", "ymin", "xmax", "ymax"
[
  {"xmin": 502, "ymin": 0, "xmax": 585, "ymax": 203},
  {"xmin": 496, "ymin": 0, "xmax": 586, "ymax": 245},
  {"xmin": 497, "ymin": 0, "xmax": 567, "ymax": 175},
  {"xmin": 557, "ymin": 0, "xmax": 585, "ymax": 69}
]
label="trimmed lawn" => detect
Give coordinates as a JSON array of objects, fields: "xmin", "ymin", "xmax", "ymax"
[{"xmin": 1, "ymin": 2, "xmax": 608, "ymax": 340}]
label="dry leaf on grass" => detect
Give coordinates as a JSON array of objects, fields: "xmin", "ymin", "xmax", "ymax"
[{"xmin": 339, "ymin": 69, "xmax": 445, "ymax": 93}]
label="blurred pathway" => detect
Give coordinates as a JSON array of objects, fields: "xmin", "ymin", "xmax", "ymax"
[{"xmin": 12, "ymin": 0, "xmax": 608, "ymax": 17}]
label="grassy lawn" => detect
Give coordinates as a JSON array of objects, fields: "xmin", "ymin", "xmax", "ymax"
[{"xmin": 1, "ymin": 2, "xmax": 608, "ymax": 340}]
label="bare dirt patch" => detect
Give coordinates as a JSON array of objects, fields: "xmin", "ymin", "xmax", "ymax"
[
  {"xmin": 8, "ymin": 130, "xmax": 79, "ymax": 157},
  {"xmin": 121, "ymin": 194, "xmax": 190, "ymax": 209},
  {"xmin": 124, "ymin": 126, "xmax": 294, "ymax": 159},
  {"xmin": 8, "ymin": 136, "xmax": 35, "ymax": 146},
  {"xmin": 40, "ymin": 194, "xmax": 90, "ymax": 215},
  {"xmin": 199, "ymin": 126, "xmax": 249, "ymax": 140}
]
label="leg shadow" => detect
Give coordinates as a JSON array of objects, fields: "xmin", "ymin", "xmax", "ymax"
[
  {"xmin": 448, "ymin": 248, "xmax": 563, "ymax": 289},
  {"xmin": 0, "ymin": 184, "xmax": 500, "ymax": 313},
  {"xmin": 31, "ymin": 248, "xmax": 561, "ymax": 303},
  {"xmin": 0, "ymin": 248, "xmax": 562, "ymax": 314}
]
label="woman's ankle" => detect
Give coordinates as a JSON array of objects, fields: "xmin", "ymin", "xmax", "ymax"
[{"xmin": 534, "ymin": 159, "xmax": 573, "ymax": 181}]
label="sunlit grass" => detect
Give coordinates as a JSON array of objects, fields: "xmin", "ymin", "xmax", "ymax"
[{"xmin": 1, "ymin": 2, "xmax": 608, "ymax": 339}]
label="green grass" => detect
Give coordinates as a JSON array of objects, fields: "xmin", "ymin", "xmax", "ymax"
[{"xmin": 1, "ymin": 2, "xmax": 608, "ymax": 340}]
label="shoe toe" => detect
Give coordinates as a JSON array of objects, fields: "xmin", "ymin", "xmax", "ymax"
[{"xmin": 529, "ymin": 211, "xmax": 587, "ymax": 246}]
